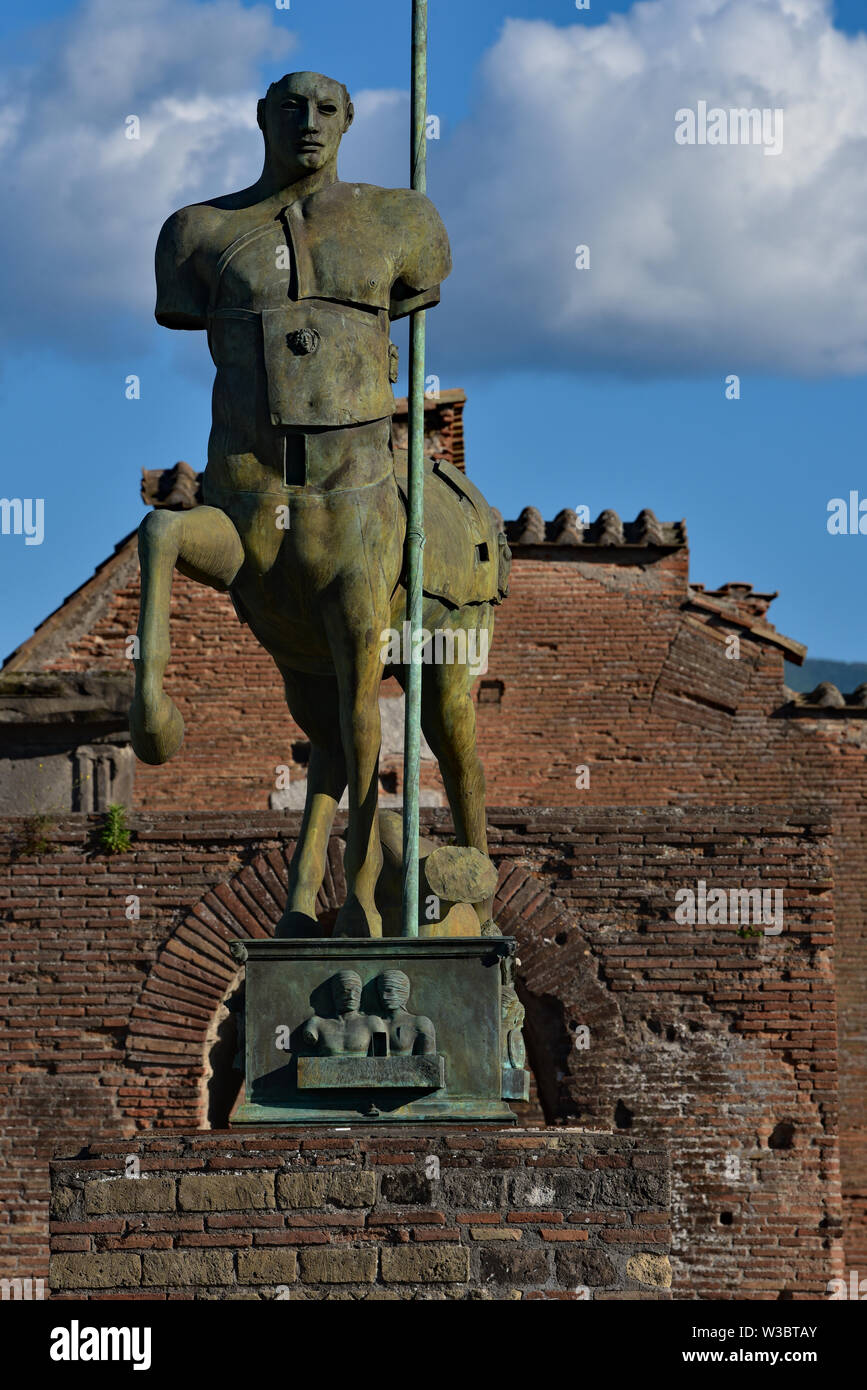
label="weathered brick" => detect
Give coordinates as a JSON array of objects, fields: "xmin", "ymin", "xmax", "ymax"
[
  {"xmin": 470, "ymin": 1227, "xmax": 522, "ymax": 1241},
  {"xmin": 507, "ymin": 1211, "xmax": 563, "ymax": 1224}
]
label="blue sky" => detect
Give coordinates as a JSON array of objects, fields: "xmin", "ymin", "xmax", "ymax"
[{"xmin": 1, "ymin": 0, "xmax": 866, "ymax": 669}]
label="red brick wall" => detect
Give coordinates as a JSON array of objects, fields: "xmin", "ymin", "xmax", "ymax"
[
  {"xmin": 18, "ymin": 540, "xmax": 865, "ymax": 1274},
  {"xmin": 0, "ymin": 807, "xmax": 844, "ymax": 1299}
]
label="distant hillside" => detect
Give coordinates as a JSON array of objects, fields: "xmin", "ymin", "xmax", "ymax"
[{"xmin": 786, "ymin": 659, "xmax": 867, "ymax": 694}]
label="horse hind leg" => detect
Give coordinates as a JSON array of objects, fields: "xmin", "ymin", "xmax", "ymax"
[
  {"xmin": 420, "ymin": 605, "xmax": 495, "ymax": 926},
  {"xmin": 130, "ymin": 506, "xmax": 244, "ymax": 765},
  {"xmin": 323, "ymin": 611, "xmax": 386, "ymax": 941}
]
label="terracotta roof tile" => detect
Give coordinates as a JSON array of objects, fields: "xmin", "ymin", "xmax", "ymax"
[
  {"xmin": 503, "ymin": 508, "xmax": 686, "ymax": 549},
  {"xmin": 785, "ymin": 682, "xmax": 867, "ymax": 713},
  {"xmin": 690, "ymin": 582, "xmax": 779, "ymax": 620}
]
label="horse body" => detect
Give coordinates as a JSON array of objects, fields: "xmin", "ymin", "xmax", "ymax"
[{"xmin": 130, "ymin": 418, "xmax": 507, "ymax": 940}]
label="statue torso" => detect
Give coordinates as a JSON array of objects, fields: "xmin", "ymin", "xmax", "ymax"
[
  {"xmin": 156, "ymin": 182, "xmax": 449, "ymax": 497},
  {"xmin": 314, "ymin": 1011, "xmax": 384, "ymax": 1057}
]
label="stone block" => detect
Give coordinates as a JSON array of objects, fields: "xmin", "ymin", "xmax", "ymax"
[
  {"xmin": 440, "ymin": 1170, "xmax": 506, "ymax": 1210},
  {"xmin": 598, "ymin": 1170, "xmax": 669, "ymax": 1209},
  {"xmin": 300, "ymin": 1248, "xmax": 377, "ymax": 1285},
  {"xmin": 142, "ymin": 1250, "xmax": 234, "ymax": 1287},
  {"xmin": 555, "ymin": 1247, "xmax": 617, "ymax": 1287},
  {"xmin": 51, "ymin": 1252, "xmax": 141, "ymax": 1290},
  {"xmin": 381, "ymin": 1246, "xmax": 470, "ymax": 1284},
  {"xmin": 508, "ymin": 1170, "xmax": 595, "ymax": 1210},
  {"xmin": 627, "ymin": 1253, "xmax": 672, "ymax": 1288},
  {"xmin": 85, "ymin": 1178, "xmax": 175, "ymax": 1215},
  {"xmin": 237, "ymin": 1249, "xmax": 298, "ymax": 1285},
  {"xmin": 380, "ymin": 1170, "xmax": 433, "ymax": 1205},
  {"xmin": 277, "ymin": 1170, "xmax": 375, "ymax": 1210},
  {"xmin": 50, "ymin": 1186, "xmax": 77, "ymax": 1220},
  {"xmin": 178, "ymin": 1174, "xmax": 274, "ymax": 1212},
  {"xmin": 479, "ymin": 1247, "xmax": 550, "ymax": 1286}
]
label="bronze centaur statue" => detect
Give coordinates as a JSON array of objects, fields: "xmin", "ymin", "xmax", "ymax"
[{"xmin": 130, "ymin": 72, "xmax": 509, "ymax": 940}]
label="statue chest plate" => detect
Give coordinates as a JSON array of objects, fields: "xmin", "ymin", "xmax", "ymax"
[{"xmin": 208, "ymin": 219, "xmax": 395, "ymax": 428}]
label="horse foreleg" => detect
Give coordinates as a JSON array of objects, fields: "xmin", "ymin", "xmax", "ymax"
[
  {"xmin": 275, "ymin": 670, "xmax": 347, "ymax": 938},
  {"xmin": 329, "ymin": 634, "xmax": 384, "ymax": 940},
  {"xmin": 130, "ymin": 507, "xmax": 244, "ymax": 765}
]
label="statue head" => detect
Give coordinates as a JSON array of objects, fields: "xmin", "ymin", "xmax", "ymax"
[
  {"xmin": 257, "ymin": 71, "xmax": 354, "ymax": 182},
  {"xmin": 330, "ymin": 970, "xmax": 363, "ymax": 1015},
  {"xmin": 377, "ymin": 970, "xmax": 411, "ymax": 1014}
]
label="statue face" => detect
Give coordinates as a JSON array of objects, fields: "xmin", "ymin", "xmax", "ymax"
[
  {"xmin": 263, "ymin": 72, "xmax": 351, "ymax": 177},
  {"xmin": 332, "ymin": 972, "xmax": 362, "ymax": 1014},
  {"xmin": 378, "ymin": 972, "xmax": 410, "ymax": 1012}
]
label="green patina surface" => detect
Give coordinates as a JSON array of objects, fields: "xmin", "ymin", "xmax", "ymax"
[
  {"xmin": 230, "ymin": 938, "xmax": 515, "ymax": 1125},
  {"xmin": 297, "ymin": 1054, "xmax": 445, "ymax": 1090}
]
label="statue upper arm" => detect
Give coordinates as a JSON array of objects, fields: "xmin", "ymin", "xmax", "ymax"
[
  {"xmin": 415, "ymin": 1016, "xmax": 437, "ymax": 1056},
  {"xmin": 389, "ymin": 192, "xmax": 452, "ymax": 321},
  {"xmin": 155, "ymin": 208, "xmax": 209, "ymax": 330}
]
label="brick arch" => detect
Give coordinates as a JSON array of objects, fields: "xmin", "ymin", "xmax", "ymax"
[
  {"xmin": 121, "ymin": 839, "xmax": 319, "ymax": 1127},
  {"xmin": 493, "ymin": 861, "xmax": 624, "ymax": 1123},
  {"xmin": 122, "ymin": 845, "xmax": 582, "ymax": 1128}
]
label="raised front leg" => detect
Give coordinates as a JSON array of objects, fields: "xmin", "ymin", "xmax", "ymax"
[{"xmin": 130, "ymin": 507, "xmax": 244, "ymax": 765}]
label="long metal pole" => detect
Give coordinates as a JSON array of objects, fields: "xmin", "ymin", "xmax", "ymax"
[{"xmin": 401, "ymin": 0, "xmax": 428, "ymax": 939}]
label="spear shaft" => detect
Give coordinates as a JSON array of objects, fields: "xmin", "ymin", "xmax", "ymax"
[{"xmin": 401, "ymin": 0, "xmax": 428, "ymax": 939}]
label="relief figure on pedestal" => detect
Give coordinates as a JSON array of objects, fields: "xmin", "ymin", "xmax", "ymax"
[
  {"xmin": 301, "ymin": 970, "xmax": 386, "ymax": 1056},
  {"xmin": 375, "ymin": 970, "xmax": 436, "ymax": 1056}
]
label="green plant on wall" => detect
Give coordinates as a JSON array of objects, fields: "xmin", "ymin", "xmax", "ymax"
[{"xmin": 100, "ymin": 804, "xmax": 132, "ymax": 855}]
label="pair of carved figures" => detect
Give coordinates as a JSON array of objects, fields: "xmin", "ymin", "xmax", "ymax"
[{"xmin": 302, "ymin": 969, "xmax": 436, "ymax": 1057}]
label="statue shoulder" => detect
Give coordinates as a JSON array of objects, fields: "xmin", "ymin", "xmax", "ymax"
[
  {"xmin": 155, "ymin": 203, "xmax": 224, "ymax": 330},
  {"xmin": 375, "ymin": 187, "xmax": 451, "ymax": 319},
  {"xmin": 347, "ymin": 183, "xmax": 444, "ymax": 222},
  {"xmin": 156, "ymin": 203, "xmax": 223, "ymax": 261}
]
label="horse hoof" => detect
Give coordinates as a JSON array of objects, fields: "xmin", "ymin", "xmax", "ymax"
[
  {"xmin": 334, "ymin": 901, "xmax": 382, "ymax": 940},
  {"xmin": 129, "ymin": 694, "xmax": 185, "ymax": 765},
  {"xmin": 275, "ymin": 911, "xmax": 321, "ymax": 940}
]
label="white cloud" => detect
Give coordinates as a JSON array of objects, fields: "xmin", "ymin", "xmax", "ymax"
[
  {"xmin": 0, "ymin": 0, "xmax": 292, "ymax": 355},
  {"xmin": 0, "ymin": 0, "xmax": 412, "ymax": 361},
  {"xmin": 435, "ymin": 0, "xmax": 867, "ymax": 376},
  {"xmin": 2, "ymin": 0, "xmax": 866, "ymax": 378}
]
